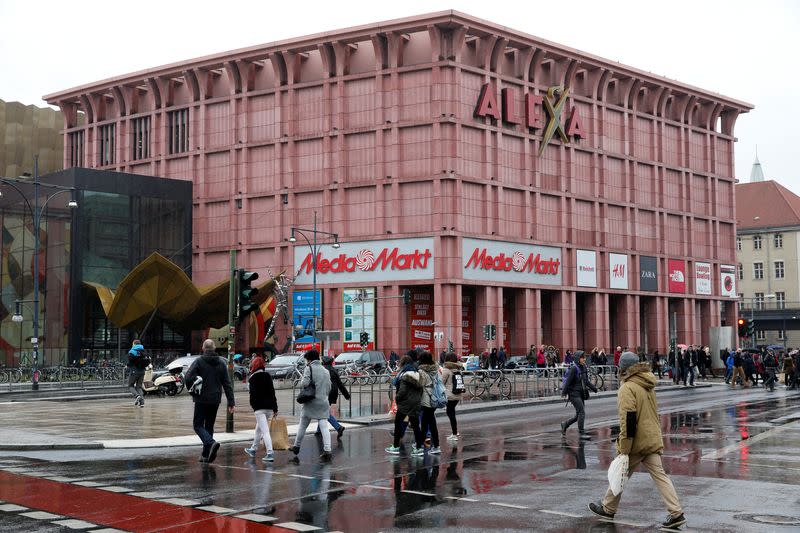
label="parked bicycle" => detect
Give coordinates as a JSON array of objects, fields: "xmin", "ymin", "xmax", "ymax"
[{"xmin": 467, "ymin": 369, "xmax": 512, "ymax": 399}]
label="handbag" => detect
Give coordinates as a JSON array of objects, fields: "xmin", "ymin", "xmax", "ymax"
[
  {"xmin": 608, "ymin": 453, "xmax": 629, "ymax": 496},
  {"xmin": 269, "ymin": 416, "xmax": 290, "ymax": 450},
  {"xmin": 296, "ymin": 365, "xmax": 317, "ymax": 404}
]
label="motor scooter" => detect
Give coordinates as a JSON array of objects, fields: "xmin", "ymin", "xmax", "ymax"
[{"xmin": 143, "ymin": 365, "xmax": 184, "ymax": 396}]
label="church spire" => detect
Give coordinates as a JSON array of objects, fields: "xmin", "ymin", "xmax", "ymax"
[{"xmin": 750, "ymin": 149, "xmax": 765, "ymax": 182}]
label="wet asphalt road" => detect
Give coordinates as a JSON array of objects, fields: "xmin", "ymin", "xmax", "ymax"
[{"xmin": 1, "ymin": 384, "xmax": 799, "ymax": 532}]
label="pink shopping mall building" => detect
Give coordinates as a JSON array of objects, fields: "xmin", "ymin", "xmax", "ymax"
[{"xmin": 44, "ymin": 11, "xmax": 751, "ymax": 357}]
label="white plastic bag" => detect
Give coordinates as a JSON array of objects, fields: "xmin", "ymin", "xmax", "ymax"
[{"xmin": 607, "ymin": 454, "xmax": 629, "ymax": 496}]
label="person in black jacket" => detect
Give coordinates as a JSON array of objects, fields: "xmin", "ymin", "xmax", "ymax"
[
  {"xmin": 244, "ymin": 355, "xmax": 278, "ymax": 461},
  {"xmin": 560, "ymin": 351, "xmax": 598, "ymax": 440},
  {"xmin": 185, "ymin": 339, "xmax": 235, "ymax": 464},
  {"xmin": 320, "ymin": 356, "xmax": 350, "ymax": 440},
  {"xmin": 385, "ymin": 355, "xmax": 425, "ymax": 455},
  {"xmin": 126, "ymin": 340, "xmax": 150, "ymax": 407}
]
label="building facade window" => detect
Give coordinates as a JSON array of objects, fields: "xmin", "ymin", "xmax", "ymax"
[
  {"xmin": 737, "ymin": 263, "xmax": 743, "ymax": 280},
  {"xmin": 98, "ymin": 124, "xmax": 115, "ymax": 166},
  {"xmin": 775, "ymin": 260, "xmax": 785, "ymax": 279},
  {"xmin": 774, "ymin": 233, "xmax": 783, "ymax": 248},
  {"xmin": 756, "ymin": 330, "xmax": 766, "ymax": 341},
  {"xmin": 753, "ymin": 235, "xmax": 762, "ymax": 250},
  {"xmin": 68, "ymin": 131, "xmax": 84, "ymax": 167},
  {"xmin": 753, "ymin": 262, "xmax": 763, "ymax": 280},
  {"xmin": 131, "ymin": 116, "xmax": 151, "ymax": 160},
  {"xmin": 776, "ymin": 291, "xmax": 786, "ymax": 309},
  {"xmin": 736, "ymin": 236, "xmax": 742, "ymax": 250},
  {"xmin": 168, "ymin": 109, "xmax": 190, "ymax": 154},
  {"xmin": 754, "ymin": 292, "xmax": 764, "ymax": 310}
]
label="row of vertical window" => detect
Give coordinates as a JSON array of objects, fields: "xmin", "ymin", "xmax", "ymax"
[
  {"xmin": 736, "ymin": 233, "xmax": 782, "ymax": 250},
  {"xmin": 737, "ymin": 261, "xmax": 785, "ymax": 280},
  {"xmin": 67, "ymin": 109, "xmax": 190, "ymax": 167},
  {"xmin": 738, "ymin": 291, "xmax": 787, "ymax": 309}
]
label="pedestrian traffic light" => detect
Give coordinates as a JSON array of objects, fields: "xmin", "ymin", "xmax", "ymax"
[
  {"xmin": 402, "ymin": 289, "xmax": 411, "ymax": 304},
  {"xmin": 737, "ymin": 318, "xmax": 747, "ymax": 337},
  {"xmin": 747, "ymin": 319, "xmax": 756, "ymax": 337},
  {"xmin": 360, "ymin": 331, "xmax": 369, "ymax": 347},
  {"xmin": 489, "ymin": 324, "xmax": 497, "ymax": 340},
  {"xmin": 483, "ymin": 324, "xmax": 490, "ymax": 341},
  {"xmin": 237, "ymin": 269, "xmax": 259, "ymax": 318}
]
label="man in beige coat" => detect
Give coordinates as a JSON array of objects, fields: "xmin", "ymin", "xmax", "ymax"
[{"xmin": 588, "ymin": 352, "xmax": 686, "ymax": 530}]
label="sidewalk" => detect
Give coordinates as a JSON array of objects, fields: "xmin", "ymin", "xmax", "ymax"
[{"xmin": 0, "ymin": 382, "xmax": 710, "ymax": 451}]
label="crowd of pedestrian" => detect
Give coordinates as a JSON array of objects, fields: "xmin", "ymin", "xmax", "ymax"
[{"xmin": 723, "ymin": 347, "xmax": 800, "ymax": 391}]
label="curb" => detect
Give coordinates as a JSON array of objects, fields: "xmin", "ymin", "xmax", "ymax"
[{"xmin": 0, "ymin": 443, "xmax": 105, "ymax": 451}]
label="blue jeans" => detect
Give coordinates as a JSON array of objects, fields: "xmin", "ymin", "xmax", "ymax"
[
  {"xmin": 193, "ymin": 402, "xmax": 219, "ymax": 457},
  {"xmin": 327, "ymin": 413, "xmax": 342, "ymax": 431}
]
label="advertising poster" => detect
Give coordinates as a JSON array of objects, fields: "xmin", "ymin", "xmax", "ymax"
[
  {"xmin": 609, "ymin": 253, "xmax": 629, "ymax": 290},
  {"xmin": 639, "ymin": 256, "xmax": 658, "ymax": 292},
  {"xmin": 576, "ymin": 249, "xmax": 597, "ymax": 288},
  {"xmin": 342, "ymin": 288, "xmax": 375, "ymax": 351},
  {"xmin": 292, "ymin": 290, "xmax": 322, "ymax": 351},
  {"xmin": 695, "ymin": 262, "xmax": 712, "ymax": 295},
  {"xmin": 720, "ymin": 264, "xmax": 737, "ymax": 298},
  {"xmin": 408, "ymin": 286, "xmax": 434, "ymax": 352},
  {"xmin": 462, "ymin": 290, "xmax": 475, "ymax": 357},
  {"xmin": 668, "ymin": 259, "xmax": 686, "ymax": 293}
]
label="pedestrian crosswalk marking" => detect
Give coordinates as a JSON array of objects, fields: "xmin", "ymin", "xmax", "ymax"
[
  {"xmin": 20, "ymin": 511, "xmax": 63, "ymax": 520},
  {"xmin": 50, "ymin": 518, "xmax": 98, "ymax": 529},
  {"xmin": 401, "ymin": 490, "xmax": 435, "ymax": 496},
  {"xmin": 158, "ymin": 498, "xmax": 202, "ymax": 507},
  {"xmin": 0, "ymin": 503, "xmax": 29, "ymax": 512},
  {"xmin": 196, "ymin": 505, "xmax": 238, "ymax": 514},
  {"xmin": 539, "ymin": 509, "xmax": 581, "ymax": 518},
  {"xmin": 275, "ymin": 522, "xmax": 322, "ymax": 531},
  {"xmin": 235, "ymin": 513, "xmax": 278, "ymax": 522},
  {"xmin": 489, "ymin": 502, "xmax": 528, "ymax": 509},
  {"xmin": 360, "ymin": 484, "xmax": 391, "ymax": 490}
]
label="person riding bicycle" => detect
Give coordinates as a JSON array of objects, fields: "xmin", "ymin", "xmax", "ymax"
[{"xmin": 560, "ymin": 351, "xmax": 598, "ymax": 440}]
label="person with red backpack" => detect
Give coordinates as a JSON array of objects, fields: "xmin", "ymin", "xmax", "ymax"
[{"xmin": 560, "ymin": 351, "xmax": 598, "ymax": 440}]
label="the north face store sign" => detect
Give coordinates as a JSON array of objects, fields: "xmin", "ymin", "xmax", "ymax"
[
  {"xmin": 462, "ymin": 238, "xmax": 562, "ymax": 285},
  {"xmin": 294, "ymin": 237, "xmax": 434, "ymax": 285}
]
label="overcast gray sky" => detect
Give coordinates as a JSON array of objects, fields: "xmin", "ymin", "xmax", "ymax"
[{"xmin": 1, "ymin": 0, "xmax": 797, "ymax": 191}]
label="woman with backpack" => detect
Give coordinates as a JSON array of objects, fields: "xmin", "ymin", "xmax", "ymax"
[
  {"xmin": 417, "ymin": 351, "xmax": 441, "ymax": 454},
  {"xmin": 385, "ymin": 355, "xmax": 425, "ymax": 455},
  {"xmin": 440, "ymin": 353, "xmax": 464, "ymax": 441},
  {"xmin": 244, "ymin": 355, "xmax": 278, "ymax": 461},
  {"xmin": 560, "ymin": 351, "xmax": 598, "ymax": 440}
]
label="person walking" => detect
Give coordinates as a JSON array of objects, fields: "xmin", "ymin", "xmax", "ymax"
[
  {"xmin": 489, "ymin": 348, "xmax": 498, "ymax": 370},
  {"xmin": 244, "ymin": 355, "xmax": 278, "ymax": 461},
  {"xmin": 784, "ymin": 351, "xmax": 795, "ymax": 387},
  {"xmin": 763, "ymin": 350, "xmax": 779, "ymax": 392},
  {"xmin": 588, "ymin": 352, "xmax": 686, "ymax": 530},
  {"xmin": 560, "ymin": 351, "xmax": 597, "ymax": 440},
  {"xmin": 290, "ymin": 350, "xmax": 333, "ymax": 462},
  {"xmin": 126, "ymin": 340, "xmax": 150, "ymax": 407},
  {"xmin": 440, "ymin": 353, "xmax": 463, "ymax": 441},
  {"xmin": 731, "ymin": 350, "xmax": 749, "ymax": 388},
  {"xmin": 418, "ymin": 351, "xmax": 441, "ymax": 454},
  {"xmin": 651, "ymin": 350, "xmax": 662, "ymax": 379},
  {"xmin": 185, "ymin": 339, "xmax": 235, "ymax": 464},
  {"xmin": 321, "ymin": 355, "xmax": 350, "ymax": 440},
  {"xmin": 497, "ymin": 346, "xmax": 507, "ymax": 368},
  {"xmin": 385, "ymin": 355, "xmax": 425, "ymax": 455},
  {"xmin": 724, "ymin": 351, "xmax": 734, "ymax": 383}
]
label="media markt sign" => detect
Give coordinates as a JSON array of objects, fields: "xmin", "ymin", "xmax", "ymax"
[
  {"xmin": 294, "ymin": 237, "xmax": 434, "ymax": 285},
  {"xmin": 462, "ymin": 238, "xmax": 561, "ymax": 285}
]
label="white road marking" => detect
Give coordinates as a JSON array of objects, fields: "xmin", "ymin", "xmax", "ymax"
[
  {"xmin": 0, "ymin": 503, "xmax": 29, "ymax": 512},
  {"xmin": 701, "ymin": 420, "xmax": 800, "ymax": 460},
  {"xmin": 197, "ymin": 505, "xmax": 238, "ymax": 514},
  {"xmin": 360, "ymin": 484, "xmax": 391, "ymax": 491},
  {"xmin": 43, "ymin": 476, "xmax": 78, "ymax": 483},
  {"xmin": 489, "ymin": 502, "xmax": 528, "ymax": 509},
  {"xmin": 20, "ymin": 511, "xmax": 63, "ymax": 520},
  {"xmin": 539, "ymin": 509, "xmax": 582, "ymax": 518},
  {"xmin": 97, "ymin": 486, "xmax": 134, "ymax": 493},
  {"xmin": 325, "ymin": 479, "xmax": 350, "ymax": 484},
  {"xmin": 84, "ymin": 529, "xmax": 128, "ymax": 533},
  {"xmin": 401, "ymin": 490, "xmax": 435, "ymax": 496},
  {"xmin": 129, "ymin": 491, "xmax": 172, "ymax": 499},
  {"xmin": 445, "ymin": 496, "xmax": 479, "ymax": 502},
  {"xmin": 288, "ymin": 474, "xmax": 315, "ymax": 479},
  {"xmin": 235, "ymin": 513, "xmax": 278, "ymax": 522},
  {"xmin": 158, "ymin": 498, "xmax": 202, "ymax": 507},
  {"xmin": 274, "ymin": 522, "xmax": 322, "ymax": 531},
  {"xmin": 73, "ymin": 481, "xmax": 106, "ymax": 487},
  {"xmin": 50, "ymin": 518, "xmax": 97, "ymax": 529}
]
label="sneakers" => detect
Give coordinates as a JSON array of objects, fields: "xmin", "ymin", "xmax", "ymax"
[
  {"xmin": 579, "ymin": 433, "xmax": 592, "ymax": 440},
  {"xmin": 447, "ymin": 434, "xmax": 460, "ymax": 441},
  {"xmin": 207, "ymin": 441, "xmax": 221, "ymax": 464},
  {"xmin": 661, "ymin": 513, "xmax": 687, "ymax": 530},
  {"xmin": 264, "ymin": 451, "xmax": 275, "ymax": 462},
  {"xmin": 560, "ymin": 421, "xmax": 567, "ymax": 435},
  {"xmin": 337, "ymin": 426, "xmax": 346, "ymax": 439},
  {"xmin": 320, "ymin": 451, "xmax": 332, "ymax": 462},
  {"xmin": 134, "ymin": 396, "xmax": 144, "ymax": 407},
  {"xmin": 411, "ymin": 445, "xmax": 425, "ymax": 456},
  {"xmin": 244, "ymin": 447, "xmax": 256, "ymax": 458},
  {"xmin": 385, "ymin": 445, "xmax": 401, "ymax": 454},
  {"xmin": 429, "ymin": 446, "xmax": 441, "ymax": 455},
  {"xmin": 587, "ymin": 502, "xmax": 614, "ymax": 520}
]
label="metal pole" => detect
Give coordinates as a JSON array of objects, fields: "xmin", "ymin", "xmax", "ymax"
[
  {"xmin": 32, "ymin": 156, "xmax": 40, "ymax": 391},
  {"xmin": 226, "ymin": 249, "xmax": 237, "ymax": 433},
  {"xmin": 312, "ymin": 211, "xmax": 317, "ymax": 351}
]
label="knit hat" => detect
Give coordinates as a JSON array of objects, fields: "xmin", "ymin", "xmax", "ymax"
[{"xmin": 618, "ymin": 351, "xmax": 639, "ymax": 374}]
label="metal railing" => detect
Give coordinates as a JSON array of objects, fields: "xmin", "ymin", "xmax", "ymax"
[{"xmin": 0, "ymin": 366, "xmax": 129, "ymax": 393}]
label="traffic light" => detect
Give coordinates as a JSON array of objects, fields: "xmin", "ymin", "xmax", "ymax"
[
  {"xmin": 490, "ymin": 324, "xmax": 497, "ymax": 340},
  {"xmin": 747, "ymin": 319, "xmax": 756, "ymax": 337},
  {"xmin": 483, "ymin": 325, "xmax": 490, "ymax": 341},
  {"xmin": 737, "ymin": 318, "xmax": 747, "ymax": 337},
  {"xmin": 359, "ymin": 331, "xmax": 369, "ymax": 347},
  {"xmin": 402, "ymin": 289, "xmax": 411, "ymax": 304},
  {"xmin": 237, "ymin": 269, "xmax": 259, "ymax": 319}
]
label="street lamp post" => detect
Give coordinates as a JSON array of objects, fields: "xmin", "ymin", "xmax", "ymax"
[
  {"xmin": 1, "ymin": 156, "xmax": 77, "ymax": 389},
  {"xmin": 289, "ymin": 211, "xmax": 340, "ymax": 352}
]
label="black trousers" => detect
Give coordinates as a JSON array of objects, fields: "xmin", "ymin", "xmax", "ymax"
[
  {"xmin": 394, "ymin": 411, "xmax": 422, "ymax": 448},
  {"xmin": 564, "ymin": 394, "xmax": 586, "ymax": 433},
  {"xmin": 446, "ymin": 400, "xmax": 459, "ymax": 434},
  {"xmin": 420, "ymin": 407, "xmax": 440, "ymax": 448},
  {"xmin": 193, "ymin": 402, "xmax": 219, "ymax": 457}
]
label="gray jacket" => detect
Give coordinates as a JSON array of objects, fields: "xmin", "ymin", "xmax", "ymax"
[
  {"xmin": 418, "ymin": 363, "xmax": 436, "ymax": 408},
  {"xmin": 298, "ymin": 360, "xmax": 331, "ymax": 419}
]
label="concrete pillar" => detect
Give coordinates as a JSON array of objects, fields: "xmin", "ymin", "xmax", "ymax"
[
  {"xmin": 514, "ymin": 288, "xmax": 539, "ymax": 354},
  {"xmin": 380, "ymin": 283, "xmax": 407, "ymax": 356},
  {"xmin": 553, "ymin": 290, "xmax": 577, "ymax": 351},
  {"xmin": 584, "ymin": 292, "xmax": 610, "ymax": 352},
  {"xmin": 434, "ymin": 282, "xmax": 462, "ymax": 356},
  {"xmin": 475, "ymin": 285, "xmax": 503, "ymax": 352},
  {"xmin": 618, "ymin": 294, "xmax": 641, "ymax": 350}
]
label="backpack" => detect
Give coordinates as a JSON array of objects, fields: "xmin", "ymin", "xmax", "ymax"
[
  {"xmin": 451, "ymin": 371, "xmax": 466, "ymax": 394},
  {"xmin": 431, "ymin": 372, "xmax": 447, "ymax": 408},
  {"xmin": 561, "ymin": 364, "xmax": 580, "ymax": 391}
]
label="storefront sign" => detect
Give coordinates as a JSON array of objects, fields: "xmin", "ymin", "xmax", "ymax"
[
  {"xmin": 720, "ymin": 264, "xmax": 737, "ymax": 298},
  {"xmin": 408, "ymin": 287, "xmax": 434, "ymax": 352},
  {"xmin": 639, "ymin": 256, "xmax": 658, "ymax": 292},
  {"xmin": 462, "ymin": 238, "xmax": 562, "ymax": 285},
  {"xmin": 668, "ymin": 259, "xmax": 686, "ymax": 293},
  {"xmin": 292, "ymin": 290, "xmax": 322, "ymax": 350},
  {"xmin": 609, "ymin": 253, "xmax": 628, "ymax": 290},
  {"xmin": 576, "ymin": 250, "xmax": 597, "ymax": 287},
  {"xmin": 695, "ymin": 262, "xmax": 712, "ymax": 295},
  {"xmin": 342, "ymin": 288, "xmax": 375, "ymax": 351},
  {"xmin": 474, "ymin": 84, "xmax": 586, "ymax": 154},
  {"xmin": 294, "ymin": 237, "xmax": 434, "ymax": 285}
]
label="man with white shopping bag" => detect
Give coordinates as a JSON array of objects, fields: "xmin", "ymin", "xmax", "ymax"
[{"xmin": 588, "ymin": 352, "xmax": 687, "ymax": 530}]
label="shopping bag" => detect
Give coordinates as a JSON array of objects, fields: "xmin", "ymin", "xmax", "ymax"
[
  {"xmin": 269, "ymin": 416, "xmax": 290, "ymax": 450},
  {"xmin": 607, "ymin": 453, "xmax": 629, "ymax": 496},
  {"xmin": 387, "ymin": 398, "xmax": 398, "ymax": 419}
]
